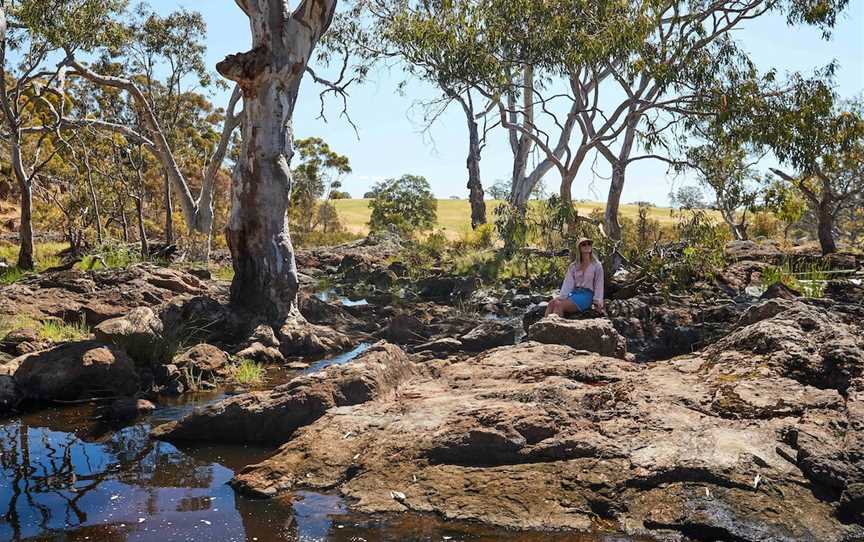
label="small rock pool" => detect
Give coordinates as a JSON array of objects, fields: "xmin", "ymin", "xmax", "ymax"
[{"xmin": 0, "ymin": 349, "xmax": 649, "ymax": 542}]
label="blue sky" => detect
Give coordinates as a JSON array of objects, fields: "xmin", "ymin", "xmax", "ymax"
[{"xmin": 152, "ymin": 1, "xmax": 863, "ymax": 204}]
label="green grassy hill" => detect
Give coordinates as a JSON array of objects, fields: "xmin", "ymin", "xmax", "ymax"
[{"xmin": 332, "ymin": 199, "xmax": 714, "ymax": 239}]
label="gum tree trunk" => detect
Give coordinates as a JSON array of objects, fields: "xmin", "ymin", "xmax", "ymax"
[
  {"xmin": 16, "ymin": 171, "xmax": 34, "ymax": 270},
  {"xmin": 163, "ymin": 169, "xmax": 174, "ymax": 245},
  {"xmin": 817, "ymin": 202, "xmax": 836, "ymax": 255},
  {"xmin": 602, "ymin": 116, "xmax": 637, "ymax": 242},
  {"xmin": 462, "ymin": 101, "xmax": 485, "ymax": 228},
  {"xmin": 218, "ymin": 0, "xmax": 336, "ymax": 321},
  {"xmin": 604, "ymin": 162, "xmax": 626, "ymax": 242}
]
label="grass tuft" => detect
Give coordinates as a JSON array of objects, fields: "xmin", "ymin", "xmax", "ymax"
[
  {"xmin": 762, "ymin": 261, "xmax": 830, "ymax": 298},
  {"xmin": 229, "ymin": 358, "xmax": 266, "ymax": 386},
  {"xmin": 0, "ymin": 267, "xmax": 27, "ymax": 285},
  {"xmin": 211, "ymin": 265, "xmax": 235, "ymax": 281},
  {"xmin": 38, "ymin": 318, "xmax": 91, "ymax": 342}
]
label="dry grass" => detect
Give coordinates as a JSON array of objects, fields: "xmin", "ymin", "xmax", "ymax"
[{"xmin": 332, "ymin": 199, "xmax": 720, "ymax": 239}]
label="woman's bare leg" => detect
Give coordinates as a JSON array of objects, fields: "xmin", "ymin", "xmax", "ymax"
[
  {"xmin": 554, "ymin": 298, "xmax": 580, "ymax": 317},
  {"xmin": 546, "ymin": 297, "xmax": 582, "ymax": 317}
]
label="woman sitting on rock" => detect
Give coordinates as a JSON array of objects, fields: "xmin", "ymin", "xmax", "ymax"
[{"xmin": 545, "ymin": 237, "xmax": 605, "ymax": 317}]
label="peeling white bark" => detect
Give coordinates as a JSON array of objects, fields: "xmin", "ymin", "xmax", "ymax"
[{"xmin": 220, "ymin": 0, "xmax": 337, "ymax": 320}]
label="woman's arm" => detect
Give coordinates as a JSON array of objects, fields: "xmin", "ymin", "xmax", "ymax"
[
  {"xmin": 592, "ymin": 262, "xmax": 605, "ymax": 309},
  {"xmin": 559, "ymin": 263, "xmax": 575, "ymax": 298}
]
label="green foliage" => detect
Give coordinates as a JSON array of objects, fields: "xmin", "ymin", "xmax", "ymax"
[
  {"xmin": 288, "ymin": 137, "xmax": 352, "ymax": 240},
  {"xmin": 211, "ymin": 264, "xmax": 235, "ymax": 281},
  {"xmin": 454, "ymin": 223, "xmax": 495, "ymax": 252},
  {"xmin": 762, "ymin": 261, "xmax": 830, "ymax": 298},
  {"xmin": 636, "ymin": 210, "xmax": 730, "ymax": 294},
  {"xmin": 0, "ymin": 314, "xmax": 89, "ymax": 342},
  {"xmin": 763, "ymin": 178, "xmax": 808, "ymax": 239},
  {"xmin": 78, "ymin": 244, "xmax": 141, "ymax": 271},
  {"xmin": 368, "ymin": 174, "xmax": 437, "ymax": 236},
  {"xmin": 10, "ymin": 0, "xmax": 129, "ymax": 52},
  {"xmin": 39, "ymin": 317, "xmax": 91, "ymax": 342},
  {"xmin": 0, "ymin": 267, "xmax": 27, "ymax": 285},
  {"xmin": 230, "ymin": 359, "xmax": 266, "ymax": 386},
  {"xmin": 749, "ymin": 212, "xmax": 782, "ymax": 240}
]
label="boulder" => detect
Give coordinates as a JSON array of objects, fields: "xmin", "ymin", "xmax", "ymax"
[
  {"xmin": 12, "ymin": 341, "xmax": 139, "ymax": 400},
  {"xmin": 235, "ymin": 324, "xmax": 285, "ymax": 364},
  {"xmin": 0, "ymin": 375, "xmax": 19, "ymax": 411},
  {"xmin": 95, "ymin": 397, "xmax": 155, "ymax": 422},
  {"xmin": 158, "ymin": 296, "xmax": 240, "ymax": 346},
  {"xmin": 152, "ymin": 342, "xmax": 414, "ymax": 445},
  {"xmin": 94, "ymin": 307, "xmax": 164, "ymax": 364},
  {"xmin": 279, "ymin": 315, "xmax": 353, "ymax": 357},
  {"xmin": 235, "ymin": 342, "xmax": 285, "ymax": 364},
  {"xmin": 528, "ymin": 316, "xmax": 627, "ymax": 359},
  {"xmin": 0, "ymin": 327, "xmax": 46, "ymax": 356},
  {"xmin": 299, "ymin": 294, "xmax": 358, "ymax": 325},
  {"xmin": 417, "ymin": 276, "xmax": 479, "ymax": 302},
  {"xmin": 459, "ymin": 321, "xmax": 516, "ymax": 351},
  {"xmin": 717, "ymin": 260, "xmax": 772, "ymax": 291},
  {"xmin": 378, "ymin": 314, "xmax": 430, "ymax": 344},
  {"xmin": 173, "ymin": 343, "xmax": 230, "ymax": 380},
  {"xmin": 724, "ymin": 240, "xmax": 783, "ymax": 262},
  {"xmin": 760, "ymin": 281, "xmax": 801, "ymax": 300},
  {"xmin": 522, "ymin": 303, "xmax": 548, "ymax": 333},
  {"xmin": 414, "ymin": 337, "xmax": 463, "ymax": 354}
]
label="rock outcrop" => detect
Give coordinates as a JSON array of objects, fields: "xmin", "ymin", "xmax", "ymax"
[
  {"xmin": 160, "ymin": 300, "xmax": 864, "ymax": 541},
  {"xmin": 152, "ymin": 342, "xmax": 414, "ymax": 445},
  {"xmin": 278, "ymin": 314, "xmax": 353, "ymax": 357}
]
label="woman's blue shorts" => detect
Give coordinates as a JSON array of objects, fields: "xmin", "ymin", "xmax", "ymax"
[{"xmin": 567, "ymin": 287, "xmax": 594, "ymax": 311}]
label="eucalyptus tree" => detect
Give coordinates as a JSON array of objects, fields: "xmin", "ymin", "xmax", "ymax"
[
  {"xmin": 61, "ymin": 54, "xmax": 242, "ymax": 260},
  {"xmin": 0, "ymin": 0, "xmax": 127, "ymax": 269},
  {"xmin": 289, "ymin": 136, "xmax": 351, "ymax": 235},
  {"xmin": 482, "ymin": 0, "xmax": 850, "ymax": 241},
  {"xmin": 682, "ymin": 126, "xmax": 764, "ymax": 240},
  {"xmin": 723, "ymin": 75, "xmax": 863, "ymax": 254},
  {"xmin": 120, "ymin": 5, "xmax": 212, "ymax": 245},
  {"xmin": 214, "ymin": 0, "xmax": 337, "ymax": 320},
  {"xmin": 369, "ymin": 0, "xmax": 505, "ymax": 228}
]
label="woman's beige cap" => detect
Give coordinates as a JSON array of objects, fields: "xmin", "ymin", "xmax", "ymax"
[{"xmin": 576, "ymin": 237, "xmax": 593, "ymax": 246}]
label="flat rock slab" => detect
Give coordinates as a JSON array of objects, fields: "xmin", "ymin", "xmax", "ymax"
[{"xmin": 214, "ymin": 300, "xmax": 863, "ymax": 540}]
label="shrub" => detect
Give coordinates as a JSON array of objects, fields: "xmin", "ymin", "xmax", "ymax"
[{"xmin": 368, "ymin": 174, "xmax": 437, "ymax": 237}]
